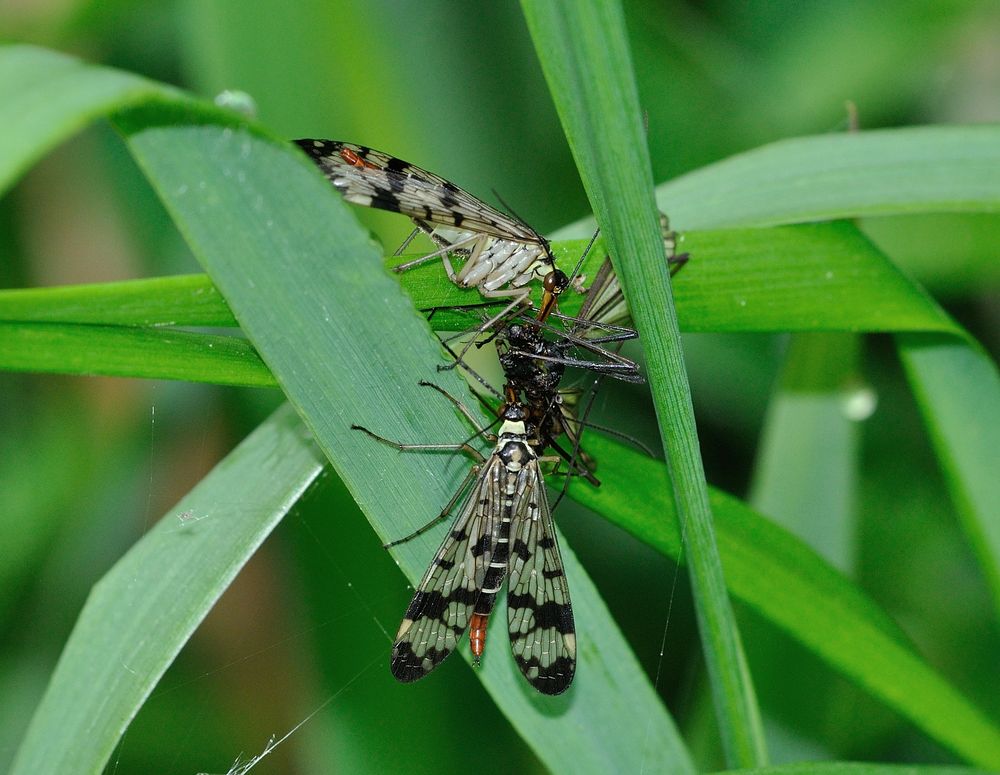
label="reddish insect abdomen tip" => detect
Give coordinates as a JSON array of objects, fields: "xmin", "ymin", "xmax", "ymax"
[{"xmin": 469, "ymin": 613, "xmax": 488, "ymax": 661}]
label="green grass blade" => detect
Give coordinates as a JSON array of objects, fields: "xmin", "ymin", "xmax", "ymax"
[
  {"xmin": 0, "ymin": 274, "xmax": 235, "ymax": 327},
  {"xmin": 713, "ymin": 765, "xmax": 994, "ymax": 775},
  {"xmin": 0, "ymin": 221, "xmax": 955, "ymax": 392},
  {"xmin": 10, "ymin": 404, "xmax": 327, "ymax": 775},
  {"xmin": 545, "ymin": 126, "xmax": 1000, "ymax": 239},
  {"xmin": 656, "ymin": 125, "xmax": 1000, "ymax": 230},
  {"xmin": 521, "ymin": 0, "xmax": 766, "ymax": 766},
  {"xmin": 0, "ymin": 221, "xmax": 956, "ymax": 338},
  {"xmin": 571, "ymin": 434, "xmax": 1000, "ymax": 769},
  {"xmin": 749, "ymin": 334, "xmax": 863, "ymax": 570},
  {"xmin": 0, "ymin": 44, "xmax": 177, "ymax": 195},
  {"xmin": 117, "ymin": 109, "xmax": 693, "ymax": 772},
  {"xmin": 898, "ymin": 334, "xmax": 1000, "ymax": 618},
  {"xmin": 0, "ymin": 321, "xmax": 274, "ymax": 386}
]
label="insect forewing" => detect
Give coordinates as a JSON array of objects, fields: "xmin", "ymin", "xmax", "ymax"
[
  {"xmin": 296, "ymin": 139, "xmax": 540, "ymax": 243},
  {"xmin": 390, "ymin": 457, "xmax": 503, "ymax": 683}
]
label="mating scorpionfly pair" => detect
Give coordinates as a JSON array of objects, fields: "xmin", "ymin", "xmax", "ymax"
[{"xmin": 296, "ymin": 137, "xmax": 686, "ymax": 694}]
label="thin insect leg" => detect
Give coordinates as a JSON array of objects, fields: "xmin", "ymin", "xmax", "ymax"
[
  {"xmin": 392, "ymin": 227, "xmax": 423, "ymax": 257},
  {"xmin": 553, "ymin": 317, "xmax": 640, "ymax": 345},
  {"xmin": 562, "ymin": 415, "xmax": 658, "ymax": 458},
  {"xmin": 436, "ymin": 337, "xmax": 504, "ymax": 400},
  {"xmin": 415, "ymin": 380, "xmax": 498, "ymax": 435},
  {"xmin": 435, "ymin": 307, "xmax": 517, "ymax": 374},
  {"xmin": 533, "ymin": 391, "xmax": 600, "ymax": 487},
  {"xmin": 472, "ymin": 390, "xmax": 501, "ymax": 418},
  {"xmin": 437, "ymin": 303, "xmax": 520, "ymax": 352},
  {"xmin": 411, "ymin": 218, "xmax": 472, "ymax": 256},
  {"xmin": 550, "ymin": 380, "xmax": 604, "ymax": 511},
  {"xmin": 392, "ymin": 232, "xmax": 480, "ymax": 273},
  {"xmin": 383, "ymin": 465, "xmax": 481, "ymax": 549},
  {"xmin": 507, "ymin": 347, "xmax": 634, "ymax": 373},
  {"xmin": 351, "ymin": 424, "xmax": 486, "ymax": 463},
  {"xmin": 506, "ymin": 348, "xmax": 643, "ymax": 382},
  {"xmin": 437, "ymin": 289, "xmax": 531, "ymax": 371},
  {"xmin": 544, "ymin": 311, "xmax": 638, "ymax": 341},
  {"xmin": 545, "ymin": 437, "xmax": 600, "ymax": 487},
  {"xmin": 526, "ymin": 306, "xmax": 635, "ymax": 341},
  {"xmin": 668, "ymin": 252, "xmax": 690, "ymax": 277},
  {"xmin": 566, "ymin": 227, "xmax": 601, "ymax": 285},
  {"xmin": 409, "ymin": 217, "xmax": 484, "ymax": 284}
]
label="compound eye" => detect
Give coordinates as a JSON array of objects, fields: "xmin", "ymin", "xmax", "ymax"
[{"xmin": 544, "ymin": 269, "xmax": 570, "ymax": 294}]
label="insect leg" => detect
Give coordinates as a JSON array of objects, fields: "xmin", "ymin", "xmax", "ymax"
[
  {"xmin": 351, "ymin": 424, "xmax": 486, "ymax": 463},
  {"xmin": 436, "ymin": 288, "xmax": 531, "ymax": 372},
  {"xmin": 392, "ymin": 231, "xmax": 480, "ymax": 273},
  {"xmin": 382, "ymin": 464, "xmax": 482, "ymax": 549},
  {"xmin": 415, "ymin": 380, "xmax": 499, "ymax": 434},
  {"xmin": 392, "ymin": 227, "xmax": 423, "ymax": 257}
]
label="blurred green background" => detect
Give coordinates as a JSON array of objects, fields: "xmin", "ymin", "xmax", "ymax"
[{"xmin": 1, "ymin": 1, "xmax": 998, "ymax": 773}]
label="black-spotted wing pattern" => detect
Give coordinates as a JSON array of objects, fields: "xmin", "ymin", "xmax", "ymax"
[
  {"xmin": 295, "ymin": 139, "xmax": 539, "ymax": 242},
  {"xmin": 390, "ymin": 459, "xmax": 502, "ymax": 682},
  {"xmin": 507, "ymin": 458, "xmax": 576, "ymax": 693},
  {"xmin": 295, "ymin": 139, "xmax": 559, "ymax": 295},
  {"xmin": 389, "ymin": 411, "xmax": 576, "ymax": 695}
]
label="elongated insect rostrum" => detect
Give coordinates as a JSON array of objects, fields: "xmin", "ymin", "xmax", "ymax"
[{"xmin": 307, "ymin": 137, "xmax": 689, "ymax": 694}]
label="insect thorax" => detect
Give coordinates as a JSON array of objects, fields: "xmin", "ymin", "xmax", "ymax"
[
  {"xmin": 498, "ymin": 438, "xmax": 532, "ymax": 472},
  {"xmin": 496, "ymin": 416, "xmax": 534, "ymax": 472},
  {"xmin": 498, "ymin": 325, "xmax": 567, "ymax": 396}
]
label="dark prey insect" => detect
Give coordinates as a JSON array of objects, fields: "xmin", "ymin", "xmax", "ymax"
[
  {"xmin": 486, "ymin": 216, "xmax": 689, "ymax": 471},
  {"xmin": 443, "ymin": 225, "xmax": 687, "ymax": 484},
  {"xmin": 295, "ymin": 139, "xmax": 570, "ymax": 324},
  {"xmin": 354, "ymin": 384, "xmax": 576, "ymax": 695}
]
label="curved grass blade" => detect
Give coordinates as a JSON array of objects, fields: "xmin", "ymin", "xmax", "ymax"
[
  {"xmin": 657, "ymin": 125, "xmax": 1000, "ymax": 230},
  {"xmin": 898, "ymin": 334, "xmax": 1000, "ymax": 618},
  {"xmin": 0, "ymin": 321, "xmax": 274, "ymax": 387},
  {"xmin": 570, "ymin": 433, "xmax": 1000, "ymax": 769},
  {"xmin": 0, "ymin": 220, "xmax": 958, "ymax": 338},
  {"xmin": 0, "ymin": 44, "xmax": 179, "ymax": 195},
  {"xmin": 116, "ymin": 109, "xmax": 693, "ymax": 771},
  {"xmin": 0, "ymin": 274, "xmax": 236, "ymax": 327},
  {"xmin": 11, "ymin": 405, "xmax": 327, "ymax": 775},
  {"xmin": 2, "ymin": 44, "xmax": 692, "ymax": 774},
  {"xmin": 521, "ymin": 0, "xmax": 767, "ymax": 766}
]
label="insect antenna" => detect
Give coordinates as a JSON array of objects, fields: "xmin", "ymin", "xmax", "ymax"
[{"xmin": 566, "ymin": 227, "xmax": 602, "ymax": 287}]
